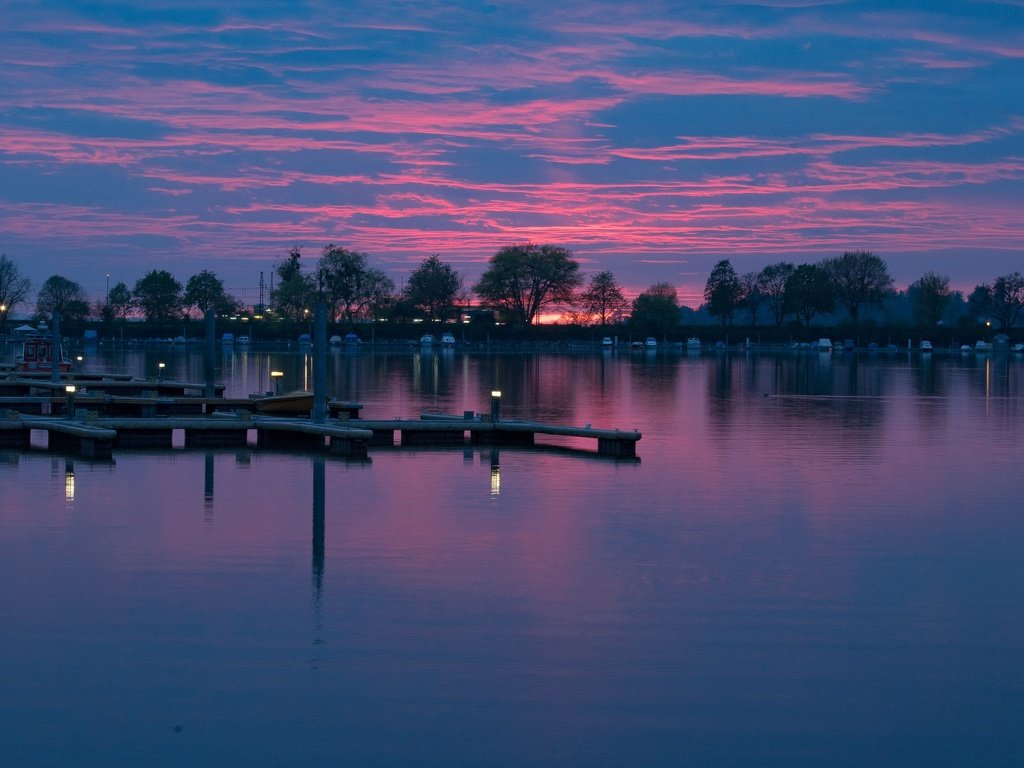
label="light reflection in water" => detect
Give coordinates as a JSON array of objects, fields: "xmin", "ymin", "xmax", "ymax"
[
  {"xmin": 63, "ymin": 459, "xmax": 74, "ymax": 503},
  {"xmin": 489, "ymin": 447, "xmax": 501, "ymax": 496}
]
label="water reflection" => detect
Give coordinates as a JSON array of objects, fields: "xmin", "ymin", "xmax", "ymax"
[
  {"xmin": 64, "ymin": 459, "xmax": 75, "ymax": 503},
  {"xmin": 489, "ymin": 447, "xmax": 501, "ymax": 496},
  {"xmin": 5, "ymin": 348, "xmax": 1024, "ymax": 766},
  {"xmin": 312, "ymin": 455, "xmax": 325, "ymax": 605},
  {"xmin": 203, "ymin": 452, "xmax": 214, "ymax": 519}
]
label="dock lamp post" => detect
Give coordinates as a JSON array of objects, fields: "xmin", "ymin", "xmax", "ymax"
[
  {"xmin": 490, "ymin": 390, "xmax": 501, "ymax": 423},
  {"xmin": 157, "ymin": 361, "xmax": 165, "ymax": 381},
  {"xmin": 270, "ymin": 370, "xmax": 284, "ymax": 395},
  {"xmin": 65, "ymin": 385, "xmax": 76, "ymax": 418}
]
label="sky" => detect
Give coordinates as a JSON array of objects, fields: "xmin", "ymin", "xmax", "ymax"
[{"xmin": 1, "ymin": 0, "xmax": 1022, "ymax": 310}]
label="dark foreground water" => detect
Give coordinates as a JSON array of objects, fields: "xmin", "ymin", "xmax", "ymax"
[{"xmin": 2, "ymin": 345, "xmax": 1023, "ymax": 767}]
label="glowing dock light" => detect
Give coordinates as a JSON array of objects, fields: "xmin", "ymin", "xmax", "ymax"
[{"xmin": 64, "ymin": 384, "xmax": 77, "ymax": 418}]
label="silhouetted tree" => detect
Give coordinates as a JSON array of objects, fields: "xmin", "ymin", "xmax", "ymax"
[
  {"xmin": 739, "ymin": 271, "xmax": 762, "ymax": 326},
  {"xmin": 0, "ymin": 254, "xmax": 31, "ymax": 335},
  {"xmin": 822, "ymin": 250, "xmax": 893, "ymax": 323},
  {"xmin": 969, "ymin": 273, "xmax": 1024, "ymax": 329},
  {"xmin": 474, "ymin": 244, "xmax": 582, "ymax": 326},
  {"xmin": 184, "ymin": 269, "xmax": 238, "ymax": 317},
  {"xmin": 36, "ymin": 275, "xmax": 89, "ymax": 323},
  {"xmin": 630, "ymin": 282, "xmax": 679, "ymax": 337},
  {"xmin": 908, "ymin": 272, "xmax": 952, "ymax": 328},
  {"xmin": 989, "ymin": 272, "xmax": 1024, "ymax": 329},
  {"xmin": 785, "ymin": 264, "xmax": 834, "ymax": 326},
  {"xmin": 134, "ymin": 270, "xmax": 183, "ymax": 323},
  {"xmin": 271, "ymin": 247, "xmax": 314, "ymax": 321},
  {"xmin": 106, "ymin": 282, "xmax": 134, "ymax": 321},
  {"xmin": 316, "ymin": 245, "xmax": 395, "ymax": 322},
  {"xmin": 757, "ymin": 261, "xmax": 795, "ymax": 327},
  {"xmin": 703, "ymin": 259, "xmax": 742, "ymax": 326},
  {"xmin": 404, "ymin": 255, "xmax": 463, "ymax": 321},
  {"xmin": 579, "ymin": 270, "xmax": 628, "ymax": 326}
]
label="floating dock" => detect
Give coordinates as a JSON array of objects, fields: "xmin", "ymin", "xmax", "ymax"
[
  {"xmin": 0, "ymin": 370, "xmax": 640, "ymax": 459},
  {"xmin": 0, "ymin": 408, "xmax": 640, "ymax": 460}
]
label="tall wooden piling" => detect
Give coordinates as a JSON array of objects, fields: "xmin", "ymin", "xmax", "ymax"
[
  {"xmin": 204, "ymin": 310, "xmax": 216, "ymax": 399},
  {"xmin": 50, "ymin": 312, "xmax": 61, "ymax": 384},
  {"xmin": 312, "ymin": 302, "xmax": 327, "ymax": 424}
]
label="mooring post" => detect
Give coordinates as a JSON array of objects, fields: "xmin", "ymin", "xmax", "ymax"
[
  {"xmin": 64, "ymin": 384, "xmax": 76, "ymax": 417},
  {"xmin": 50, "ymin": 312, "xmax": 61, "ymax": 384},
  {"xmin": 204, "ymin": 310, "xmax": 216, "ymax": 399},
  {"xmin": 312, "ymin": 302, "xmax": 328, "ymax": 423}
]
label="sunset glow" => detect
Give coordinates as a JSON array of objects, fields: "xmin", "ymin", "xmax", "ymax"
[{"xmin": 1, "ymin": 1, "xmax": 1021, "ymax": 307}]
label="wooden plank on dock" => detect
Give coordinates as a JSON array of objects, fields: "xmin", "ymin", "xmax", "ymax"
[
  {"xmin": 17, "ymin": 415, "xmax": 117, "ymax": 458},
  {"xmin": 19, "ymin": 415, "xmax": 118, "ymax": 440}
]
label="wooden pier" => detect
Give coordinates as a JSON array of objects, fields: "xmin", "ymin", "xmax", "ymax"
[
  {"xmin": 0, "ymin": 373, "xmax": 640, "ymax": 459},
  {"xmin": 1, "ymin": 408, "xmax": 640, "ymax": 459},
  {"xmin": 0, "ymin": 374, "xmax": 224, "ymax": 399},
  {"xmin": 1, "ymin": 412, "xmax": 374, "ymax": 459},
  {"xmin": 356, "ymin": 414, "xmax": 641, "ymax": 458}
]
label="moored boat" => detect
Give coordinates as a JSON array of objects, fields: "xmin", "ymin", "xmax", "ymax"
[
  {"xmin": 15, "ymin": 335, "xmax": 71, "ymax": 373},
  {"xmin": 251, "ymin": 390, "xmax": 314, "ymax": 415}
]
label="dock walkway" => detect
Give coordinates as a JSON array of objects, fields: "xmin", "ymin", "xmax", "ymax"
[
  {"xmin": 0, "ymin": 412, "xmax": 374, "ymax": 458},
  {"xmin": 0, "ymin": 385, "xmax": 640, "ymax": 459},
  {"xmin": 354, "ymin": 414, "xmax": 640, "ymax": 457}
]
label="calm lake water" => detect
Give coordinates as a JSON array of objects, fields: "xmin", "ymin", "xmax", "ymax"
[{"xmin": 2, "ymin": 344, "xmax": 1023, "ymax": 767}]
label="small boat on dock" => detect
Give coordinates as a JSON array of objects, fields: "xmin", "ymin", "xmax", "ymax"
[
  {"xmin": 14, "ymin": 336, "xmax": 71, "ymax": 373},
  {"xmin": 251, "ymin": 390, "xmax": 314, "ymax": 415}
]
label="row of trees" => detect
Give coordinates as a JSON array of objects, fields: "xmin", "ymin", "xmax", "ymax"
[
  {"xmin": 270, "ymin": 243, "xmax": 620, "ymax": 327},
  {"xmin": 0, "ymin": 254, "xmax": 239, "ymax": 333},
  {"xmin": 3, "ymin": 247, "xmax": 1023, "ymax": 336},
  {"xmin": 704, "ymin": 251, "xmax": 897, "ymax": 328},
  {"xmin": 703, "ymin": 250, "xmax": 1024, "ymax": 332}
]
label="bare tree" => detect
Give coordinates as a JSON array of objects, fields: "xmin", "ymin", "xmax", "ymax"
[
  {"xmin": 975, "ymin": 272, "xmax": 1024, "ymax": 329},
  {"xmin": 36, "ymin": 275, "xmax": 90, "ymax": 323},
  {"xmin": 579, "ymin": 270, "xmax": 628, "ymax": 326},
  {"xmin": 821, "ymin": 250, "xmax": 893, "ymax": 323},
  {"xmin": 757, "ymin": 262, "xmax": 795, "ymax": 326},
  {"xmin": 0, "ymin": 254, "xmax": 31, "ymax": 335},
  {"xmin": 908, "ymin": 272, "xmax": 952, "ymax": 328},
  {"xmin": 739, "ymin": 271, "xmax": 762, "ymax": 326}
]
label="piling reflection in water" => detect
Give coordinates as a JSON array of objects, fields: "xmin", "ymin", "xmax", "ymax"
[{"xmin": 312, "ymin": 456, "xmax": 325, "ymax": 603}]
